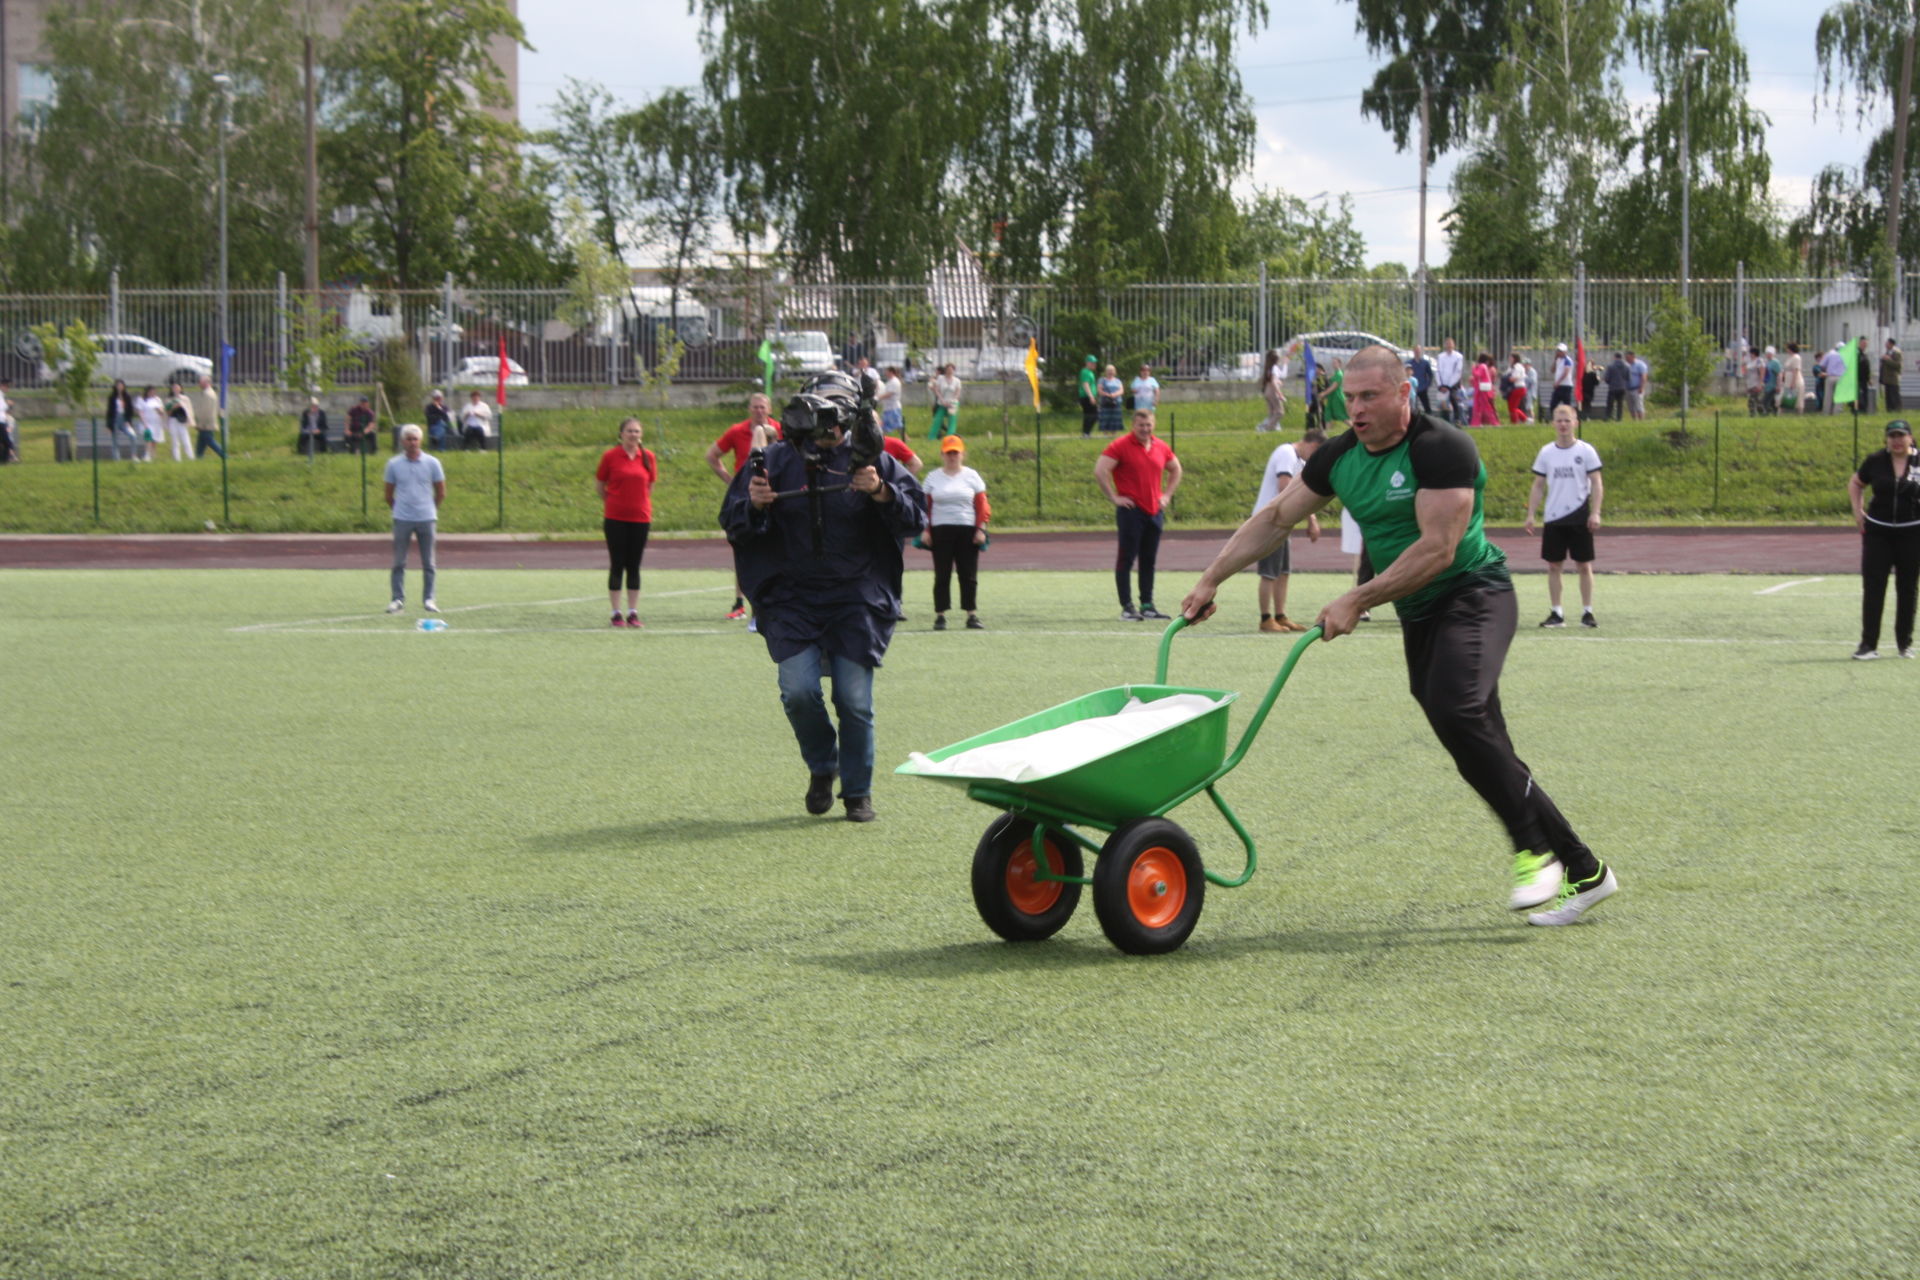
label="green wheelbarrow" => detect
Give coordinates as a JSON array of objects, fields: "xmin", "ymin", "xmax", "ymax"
[{"xmin": 896, "ymin": 618, "xmax": 1322, "ymax": 955}]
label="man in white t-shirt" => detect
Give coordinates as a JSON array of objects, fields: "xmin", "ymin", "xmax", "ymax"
[
  {"xmin": 1549, "ymin": 343, "xmax": 1576, "ymax": 411},
  {"xmin": 1251, "ymin": 427, "xmax": 1324, "ymax": 632},
  {"xmin": 460, "ymin": 392, "xmax": 493, "ymax": 449},
  {"xmin": 1433, "ymin": 338, "xmax": 1465, "ymax": 424},
  {"xmin": 876, "ymin": 365, "xmax": 905, "ymax": 436},
  {"xmin": 1523, "ymin": 405, "xmax": 1604, "ymax": 629}
]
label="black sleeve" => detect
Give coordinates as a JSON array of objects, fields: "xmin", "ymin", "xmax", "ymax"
[
  {"xmin": 1406, "ymin": 419, "xmax": 1482, "ymax": 489},
  {"xmin": 1857, "ymin": 451, "xmax": 1882, "ymax": 486},
  {"xmin": 1298, "ymin": 429, "xmax": 1357, "ymax": 496}
]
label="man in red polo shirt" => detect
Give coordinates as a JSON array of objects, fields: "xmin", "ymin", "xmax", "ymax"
[
  {"xmin": 1094, "ymin": 409, "xmax": 1183, "ymax": 620},
  {"xmin": 706, "ymin": 393, "xmax": 783, "ymax": 621}
]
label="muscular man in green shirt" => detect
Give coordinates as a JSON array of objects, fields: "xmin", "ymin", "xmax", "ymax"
[{"xmin": 1179, "ymin": 345, "xmax": 1618, "ymax": 926}]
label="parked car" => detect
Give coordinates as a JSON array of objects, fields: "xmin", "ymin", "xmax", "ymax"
[
  {"xmin": 1284, "ymin": 330, "xmax": 1413, "ymax": 376},
  {"xmin": 768, "ymin": 330, "xmax": 835, "ymax": 375},
  {"xmin": 1204, "ymin": 352, "xmax": 1264, "ymax": 381},
  {"xmin": 446, "ymin": 356, "xmax": 529, "ymax": 388},
  {"xmin": 39, "ymin": 333, "xmax": 213, "ymax": 386},
  {"xmin": 873, "ymin": 342, "xmax": 923, "ymax": 381}
]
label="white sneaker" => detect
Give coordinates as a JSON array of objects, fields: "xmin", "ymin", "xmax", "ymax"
[
  {"xmin": 1509, "ymin": 851, "xmax": 1564, "ymax": 911},
  {"xmin": 1853, "ymin": 648, "xmax": 1879, "ymax": 660},
  {"xmin": 746, "ymin": 617, "xmax": 758, "ymax": 634},
  {"xmin": 1902, "ymin": 648, "xmax": 1916, "ymax": 660},
  {"xmin": 385, "ymin": 599, "xmax": 404, "ymax": 614},
  {"xmin": 423, "ymin": 599, "xmax": 440, "ymax": 613},
  {"xmin": 1527, "ymin": 867, "xmax": 1618, "ymax": 927}
]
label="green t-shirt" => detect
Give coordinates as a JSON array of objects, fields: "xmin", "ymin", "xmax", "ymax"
[
  {"xmin": 1079, "ymin": 366, "xmax": 1097, "ymax": 398},
  {"xmin": 1300, "ymin": 413, "xmax": 1508, "ymax": 620}
]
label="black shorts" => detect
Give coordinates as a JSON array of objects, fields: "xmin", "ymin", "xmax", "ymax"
[{"xmin": 1540, "ymin": 523, "xmax": 1595, "ymax": 564}]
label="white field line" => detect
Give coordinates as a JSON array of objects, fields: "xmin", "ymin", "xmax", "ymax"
[
  {"xmin": 240, "ymin": 625, "xmax": 1846, "ymax": 646},
  {"xmin": 229, "ymin": 585, "xmax": 729, "ymax": 632},
  {"xmin": 1754, "ymin": 578, "xmax": 1826, "ymax": 595}
]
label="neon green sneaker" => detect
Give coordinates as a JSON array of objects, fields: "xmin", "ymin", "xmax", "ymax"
[
  {"xmin": 1509, "ymin": 850, "xmax": 1563, "ymax": 911},
  {"xmin": 1527, "ymin": 866, "xmax": 1619, "ymax": 927}
]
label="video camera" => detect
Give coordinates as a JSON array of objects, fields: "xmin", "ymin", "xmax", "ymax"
[{"xmin": 752, "ymin": 369, "xmax": 889, "ymax": 553}]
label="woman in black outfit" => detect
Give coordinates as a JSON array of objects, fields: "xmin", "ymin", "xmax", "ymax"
[
  {"xmin": 105, "ymin": 380, "xmax": 138, "ymax": 461},
  {"xmin": 1847, "ymin": 420, "xmax": 1920, "ymax": 660}
]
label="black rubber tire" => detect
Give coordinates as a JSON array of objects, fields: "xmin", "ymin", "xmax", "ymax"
[
  {"xmin": 1092, "ymin": 817, "xmax": 1205, "ymax": 955},
  {"xmin": 971, "ymin": 814, "xmax": 1083, "ymax": 942},
  {"xmin": 172, "ymin": 369, "xmax": 199, "ymax": 388}
]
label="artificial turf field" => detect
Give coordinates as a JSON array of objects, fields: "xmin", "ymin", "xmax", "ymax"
[{"xmin": 3, "ymin": 566, "xmax": 1915, "ymax": 1279}]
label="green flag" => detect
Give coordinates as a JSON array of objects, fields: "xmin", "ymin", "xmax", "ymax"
[
  {"xmin": 756, "ymin": 339, "xmax": 775, "ymax": 396},
  {"xmin": 1835, "ymin": 341, "xmax": 1860, "ymax": 407}
]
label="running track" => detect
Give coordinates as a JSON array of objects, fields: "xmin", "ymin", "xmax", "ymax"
[{"xmin": 0, "ymin": 527, "xmax": 1860, "ymax": 573}]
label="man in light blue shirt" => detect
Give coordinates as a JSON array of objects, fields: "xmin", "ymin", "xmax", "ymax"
[
  {"xmin": 383, "ymin": 424, "xmax": 447, "ymax": 613},
  {"xmin": 1130, "ymin": 363, "xmax": 1161, "ymax": 412}
]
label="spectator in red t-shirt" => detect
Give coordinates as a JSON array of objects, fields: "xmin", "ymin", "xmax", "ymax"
[
  {"xmin": 1094, "ymin": 409, "xmax": 1183, "ymax": 620},
  {"xmin": 880, "ymin": 433, "xmax": 922, "ymax": 472},
  {"xmin": 706, "ymin": 393, "xmax": 783, "ymax": 622},
  {"xmin": 596, "ymin": 417, "xmax": 659, "ymax": 628}
]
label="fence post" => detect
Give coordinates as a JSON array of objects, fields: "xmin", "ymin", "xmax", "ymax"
[
  {"xmin": 441, "ymin": 273, "xmax": 454, "ymax": 389},
  {"xmin": 1258, "ymin": 261, "xmax": 1268, "ymax": 359},
  {"xmin": 1034, "ymin": 410, "xmax": 1042, "ymax": 518},
  {"xmin": 275, "ymin": 272, "xmax": 288, "ymax": 388},
  {"xmin": 108, "ymin": 272, "xmax": 121, "ymax": 384},
  {"xmin": 91, "ymin": 416, "xmax": 100, "ymax": 525}
]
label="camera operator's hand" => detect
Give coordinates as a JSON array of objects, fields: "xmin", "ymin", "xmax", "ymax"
[
  {"xmin": 851, "ymin": 465, "xmax": 891, "ymax": 502},
  {"xmin": 748, "ymin": 474, "xmax": 775, "ymax": 509}
]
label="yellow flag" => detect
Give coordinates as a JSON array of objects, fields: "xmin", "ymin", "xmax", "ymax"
[{"xmin": 1024, "ymin": 339, "xmax": 1042, "ymax": 410}]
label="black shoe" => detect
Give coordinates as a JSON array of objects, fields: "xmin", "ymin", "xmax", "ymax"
[
  {"xmin": 934, "ymin": 614, "xmax": 947, "ymax": 631},
  {"xmin": 1581, "ymin": 611, "xmax": 1598, "ymax": 629},
  {"xmin": 1539, "ymin": 613, "xmax": 1566, "ymax": 628},
  {"xmin": 966, "ymin": 614, "xmax": 984, "ymax": 630},
  {"xmin": 1120, "ymin": 607, "xmax": 1143, "ymax": 622},
  {"xmin": 844, "ymin": 796, "xmax": 875, "ymax": 822},
  {"xmin": 1139, "ymin": 604, "xmax": 1170, "ymax": 620},
  {"xmin": 805, "ymin": 772, "xmax": 837, "ymax": 815}
]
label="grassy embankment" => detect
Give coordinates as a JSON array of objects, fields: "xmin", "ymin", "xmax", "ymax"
[{"xmin": 0, "ymin": 396, "xmax": 1877, "ymax": 533}]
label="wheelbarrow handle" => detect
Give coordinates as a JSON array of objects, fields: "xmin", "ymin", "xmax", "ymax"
[
  {"xmin": 1154, "ymin": 615, "xmax": 1322, "ymax": 684},
  {"xmin": 1155, "ymin": 617, "xmax": 1323, "ymax": 785}
]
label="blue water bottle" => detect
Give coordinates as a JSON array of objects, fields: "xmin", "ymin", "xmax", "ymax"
[{"xmin": 418, "ymin": 618, "xmax": 449, "ymax": 632}]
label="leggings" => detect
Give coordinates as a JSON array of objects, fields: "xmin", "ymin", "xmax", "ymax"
[
  {"xmin": 1861, "ymin": 525, "xmax": 1920, "ymax": 652},
  {"xmin": 929, "ymin": 523, "xmax": 981, "ymax": 613},
  {"xmin": 604, "ymin": 518, "xmax": 650, "ymax": 591}
]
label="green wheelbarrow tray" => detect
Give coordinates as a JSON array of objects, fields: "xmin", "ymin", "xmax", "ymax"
[{"xmin": 897, "ymin": 618, "xmax": 1322, "ymax": 891}]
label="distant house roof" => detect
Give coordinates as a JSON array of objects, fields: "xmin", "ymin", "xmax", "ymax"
[{"xmin": 1805, "ymin": 278, "xmax": 1869, "ymax": 311}]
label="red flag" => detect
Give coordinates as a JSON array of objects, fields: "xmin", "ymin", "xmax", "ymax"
[
  {"xmin": 1575, "ymin": 336, "xmax": 1586, "ymax": 409},
  {"xmin": 496, "ymin": 332, "xmax": 509, "ymax": 407}
]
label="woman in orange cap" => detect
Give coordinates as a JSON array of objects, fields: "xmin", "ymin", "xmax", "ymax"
[{"xmin": 923, "ymin": 435, "xmax": 990, "ymax": 630}]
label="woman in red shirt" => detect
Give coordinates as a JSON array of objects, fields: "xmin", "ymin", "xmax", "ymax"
[{"xmin": 595, "ymin": 417, "xmax": 659, "ymax": 627}]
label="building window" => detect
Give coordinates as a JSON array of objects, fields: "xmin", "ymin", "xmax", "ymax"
[{"xmin": 17, "ymin": 64, "xmax": 56, "ymax": 133}]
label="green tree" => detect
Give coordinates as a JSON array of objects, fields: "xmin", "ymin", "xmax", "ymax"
[
  {"xmin": 1645, "ymin": 289, "xmax": 1717, "ymax": 409},
  {"xmin": 30, "ymin": 320, "xmax": 102, "ymax": 409},
  {"xmin": 13, "ymin": 0, "xmax": 308, "ymax": 288},
  {"xmin": 1230, "ymin": 189, "xmax": 1367, "ymax": 278},
  {"xmin": 622, "ymin": 89, "xmax": 726, "ymax": 328},
  {"xmin": 1587, "ymin": 0, "xmax": 1786, "ymax": 276},
  {"xmin": 321, "ymin": 0, "xmax": 562, "ymax": 289},
  {"xmin": 1801, "ymin": 0, "xmax": 1920, "ymax": 290},
  {"xmin": 697, "ymin": 0, "xmax": 987, "ymax": 280},
  {"xmin": 1349, "ymin": 0, "xmax": 1510, "ymax": 162},
  {"xmin": 283, "ymin": 295, "xmax": 364, "ymax": 395}
]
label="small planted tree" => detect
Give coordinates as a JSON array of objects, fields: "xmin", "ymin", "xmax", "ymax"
[
  {"xmin": 1646, "ymin": 290, "xmax": 1718, "ymax": 411},
  {"xmin": 283, "ymin": 296, "xmax": 365, "ymax": 396},
  {"xmin": 31, "ymin": 319, "xmax": 101, "ymax": 410}
]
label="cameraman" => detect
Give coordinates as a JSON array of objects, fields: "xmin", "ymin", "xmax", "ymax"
[{"xmin": 723, "ymin": 373, "xmax": 927, "ymax": 822}]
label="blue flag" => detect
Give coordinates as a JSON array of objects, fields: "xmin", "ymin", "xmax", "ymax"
[
  {"xmin": 219, "ymin": 344, "xmax": 234, "ymax": 410},
  {"xmin": 1301, "ymin": 341, "xmax": 1316, "ymax": 396}
]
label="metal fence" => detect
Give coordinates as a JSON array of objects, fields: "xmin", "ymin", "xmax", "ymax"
[{"xmin": 5, "ymin": 268, "xmax": 1912, "ymax": 391}]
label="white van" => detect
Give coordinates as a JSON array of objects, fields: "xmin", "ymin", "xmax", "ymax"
[{"xmin": 770, "ymin": 330, "xmax": 834, "ymax": 374}]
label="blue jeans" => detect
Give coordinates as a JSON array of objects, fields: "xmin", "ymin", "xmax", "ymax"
[
  {"xmin": 391, "ymin": 520, "xmax": 437, "ymax": 602},
  {"xmin": 776, "ymin": 646, "xmax": 876, "ymax": 798}
]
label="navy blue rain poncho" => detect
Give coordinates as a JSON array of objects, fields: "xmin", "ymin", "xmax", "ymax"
[{"xmin": 721, "ymin": 439, "xmax": 927, "ymax": 668}]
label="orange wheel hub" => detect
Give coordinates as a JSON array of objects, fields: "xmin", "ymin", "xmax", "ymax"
[
  {"xmin": 1126, "ymin": 847, "xmax": 1187, "ymax": 929},
  {"xmin": 1006, "ymin": 840, "xmax": 1064, "ymax": 915}
]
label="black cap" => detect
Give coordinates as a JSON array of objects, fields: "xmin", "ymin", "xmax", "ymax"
[{"xmin": 1887, "ymin": 420, "xmax": 1912, "ymax": 436}]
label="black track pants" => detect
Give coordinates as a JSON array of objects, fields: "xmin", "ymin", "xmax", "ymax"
[{"xmin": 1400, "ymin": 581, "xmax": 1597, "ymax": 875}]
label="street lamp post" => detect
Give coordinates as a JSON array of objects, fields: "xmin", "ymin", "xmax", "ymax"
[
  {"xmin": 213, "ymin": 73, "xmax": 233, "ymax": 520},
  {"xmin": 1679, "ymin": 47, "xmax": 1708, "ymax": 417}
]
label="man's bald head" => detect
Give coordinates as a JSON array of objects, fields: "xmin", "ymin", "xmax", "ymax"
[{"xmin": 1348, "ymin": 345, "xmax": 1408, "ymax": 382}]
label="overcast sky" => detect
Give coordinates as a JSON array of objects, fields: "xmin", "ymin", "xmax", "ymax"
[{"xmin": 519, "ymin": 0, "xmax": 1887, "ymax": 271}]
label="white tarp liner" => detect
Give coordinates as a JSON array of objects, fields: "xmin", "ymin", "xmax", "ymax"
[{"xmin": 908, "ymin": 694, "xmax": 1228, "ymax": 783}]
